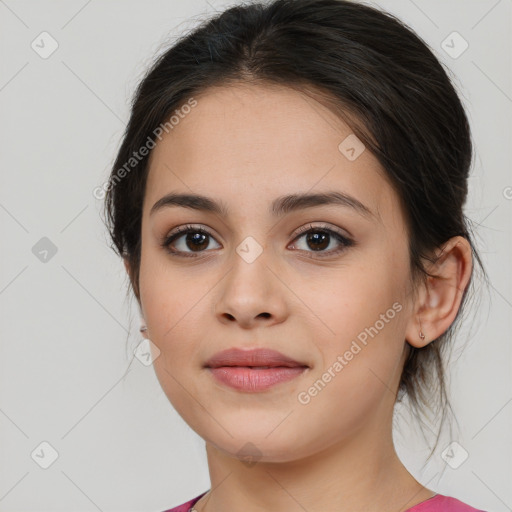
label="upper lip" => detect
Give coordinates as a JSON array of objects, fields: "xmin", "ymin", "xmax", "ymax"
[{"xmin": 204, "ymin": 348, "xmax": 308, "ymax": 368}]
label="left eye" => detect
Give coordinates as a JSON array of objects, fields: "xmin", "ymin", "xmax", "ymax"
[{"xmin": 289, "ymin": 225, "xmax": 354, "ymax": 257}]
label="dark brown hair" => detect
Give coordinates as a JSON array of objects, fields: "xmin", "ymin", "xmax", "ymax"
[{"xmin": 102, "ymin": 0, "xmax": 488, "ymax": 458}]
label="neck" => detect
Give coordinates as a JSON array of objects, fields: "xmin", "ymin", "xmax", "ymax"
[{"xmin": 195, "ymin": 418, "xmax": 434, "ymax": 512}]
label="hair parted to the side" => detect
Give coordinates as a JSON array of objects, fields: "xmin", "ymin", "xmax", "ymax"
[{"xmin": 102, "ymin": 0, "xmax": 488, "ymax": 460}]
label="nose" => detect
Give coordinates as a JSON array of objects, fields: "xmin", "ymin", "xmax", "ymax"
[{"xmin": 213, "ymin": 249, "xmax": 288, "ymax": 329}]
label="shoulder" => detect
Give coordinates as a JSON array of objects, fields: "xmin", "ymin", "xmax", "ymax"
[
  {"xmin": 160, "ymin": 490, "xmax": 208, "ymax": 512},
  {"xmin": 407, "ymin": 493, "xmax": 487, "ymax": 512}
]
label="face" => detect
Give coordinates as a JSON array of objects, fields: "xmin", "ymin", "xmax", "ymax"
[{"xmin": 134, "ymin": 83, "xmax": 416, "ymax": 462}]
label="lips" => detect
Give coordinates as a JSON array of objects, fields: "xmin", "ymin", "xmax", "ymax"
[
  {"xmin": 204, "ymin": 347, "xmax": 309, "ymax": 392},
  {"xmin": 204, "ymin": 347, "xmax": 308, "ymax": 369}
]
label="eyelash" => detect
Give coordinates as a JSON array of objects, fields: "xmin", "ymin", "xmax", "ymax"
[{"xmin": 160, "ymin": 223, "xmax": 355, "ymax": 259}]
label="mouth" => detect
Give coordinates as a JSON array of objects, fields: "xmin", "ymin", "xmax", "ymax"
[{"xmin": 203, "ymin": 348, "xmax": 309, "ymax": 392}]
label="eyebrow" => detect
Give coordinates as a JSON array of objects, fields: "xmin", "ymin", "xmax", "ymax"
[{"xmin": 150, "ymin": 191, "xmax": 376, "ymax": 220}]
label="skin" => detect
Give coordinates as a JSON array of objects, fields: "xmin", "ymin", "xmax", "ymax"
[{"xmin": 124, "ymin": 82, "xmax": 473, "ymax": 512}]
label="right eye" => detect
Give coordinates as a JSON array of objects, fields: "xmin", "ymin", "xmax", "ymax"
[{"xmin": 161, "ymin": 224, "xmax": 222, "ymax": 257}]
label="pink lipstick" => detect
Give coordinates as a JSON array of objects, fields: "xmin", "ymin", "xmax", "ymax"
[{"xmin": 204, "ymin": 348, "xmax": 309, "ymax": 392}]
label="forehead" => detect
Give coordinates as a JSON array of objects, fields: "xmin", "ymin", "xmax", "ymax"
[{"xmin": 143, "ymin": 83, "xmax": 399, "ymax": 227}]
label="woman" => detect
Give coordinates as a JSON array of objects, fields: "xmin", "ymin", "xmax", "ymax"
[{"xmin": 103, "ymin": 0, "xmax": 488, "ymax": 510}]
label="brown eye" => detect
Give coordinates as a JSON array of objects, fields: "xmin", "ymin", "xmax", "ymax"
[
  {"xmin": 304, "ymin": 231, "xmax": 330, "ymax": 251},
  {"xmin": 289, "ymin": 224, "xmax": 354, "ymax": 257},
  {"xmin": 161, "ymin": 225, "xmax": 221, "ymax": 256},
  {"xmin": 182, "ymin": 232, "xmax": 209, "ymax": 251}
]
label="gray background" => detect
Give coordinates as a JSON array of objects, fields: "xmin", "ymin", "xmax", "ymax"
[{"xmin": 0, "ymin": 0, "xmax": 510, "ymax": 511}]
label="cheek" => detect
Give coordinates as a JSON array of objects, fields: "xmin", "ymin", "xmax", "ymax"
[
  {"xmin": 295, "ymin": 289, "xmax": 407, "ymax": 436},
  {"xmin": 137, "ymin": 246, "xmax": 223, "ymax": 420},
  {"xmin": 138, "ymin": 257, "xmax": 212, "ymax": 364},
  {"xmin": 304, "ymin": 260, "xmax": 405, "ymax": 334},
  {"xmin": 300, "ymin": 252, "xmax": 409, "ymax": 381},
  {"xmin": 138, "ymin": 262, "xmax": 207, "ymax": 416}
]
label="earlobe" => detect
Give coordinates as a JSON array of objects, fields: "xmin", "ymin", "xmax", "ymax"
[{"xmin": 405, "ymin": 236, "xmax": 473, "ymax": 348}]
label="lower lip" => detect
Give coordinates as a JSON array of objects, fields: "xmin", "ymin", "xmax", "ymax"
[{"xmin": 207, "ymin": 366, "xmax": 307, "ymax": 392}]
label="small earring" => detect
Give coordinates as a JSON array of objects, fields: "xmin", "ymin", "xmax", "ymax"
[
  {"xmin": 140, "ymin": 325, "xmax": 147, "ymax": 333},
  {"xmin": 418, "ymin": 316, "xmax": 426, "ymax": 341}
]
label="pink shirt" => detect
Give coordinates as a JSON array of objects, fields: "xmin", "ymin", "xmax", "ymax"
[{"xmin": 161, "ymin": 491, "xmax": 487, "ymax": 512}]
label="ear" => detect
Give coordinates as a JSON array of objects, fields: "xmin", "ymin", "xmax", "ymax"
[{"xmin": 405, "ymin": 236, "xmax": 473, "ymax": 348}]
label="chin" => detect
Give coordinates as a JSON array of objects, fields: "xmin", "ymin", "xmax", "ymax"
[{"xmin": 202, "ymin": 424, "xmax": 314, "ymax": 465}]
